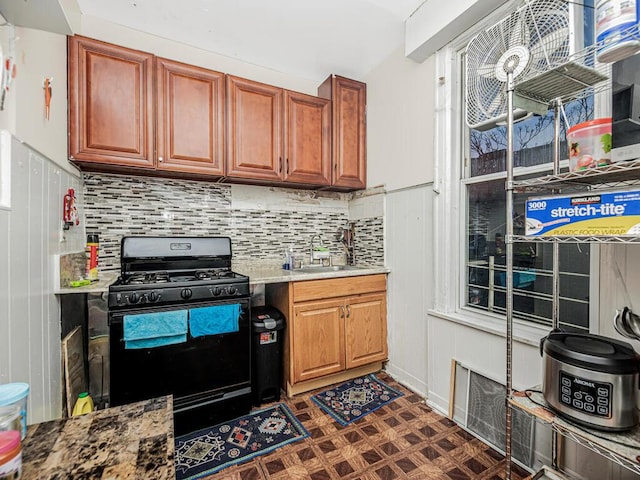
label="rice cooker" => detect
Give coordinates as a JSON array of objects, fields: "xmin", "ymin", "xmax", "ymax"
[{"xmin": 540, "ymin": 331, "xmax": 640, "ymax": 431}]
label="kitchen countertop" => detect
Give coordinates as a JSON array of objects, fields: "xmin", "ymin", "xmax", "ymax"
[
  {"xmin": 234, "ymin": 262, "xmax": 390, "ymax": 285},
  {"xmin": 56, "ymin": 264, "xmax": 390, "ymax": 293},
  {"xmin": 55, "ymin": 270, "xmax": 119, "ymax": 295},
  {"xmin": 21, "ymin": 395, "xmax": 175, "ymax": 480}
]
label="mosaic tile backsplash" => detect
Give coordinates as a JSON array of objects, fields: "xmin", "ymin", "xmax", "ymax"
[{"xmin": 82, "ymin": 173, "xmax": 385, "ymax": 272}]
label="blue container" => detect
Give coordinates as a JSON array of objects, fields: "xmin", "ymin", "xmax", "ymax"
[
  {"xmin": 596, "ymin": 0, "xmax": 640, "ymax": 63},
  {"xmin": 0, "ymin": 383, "xmax": 29, "ymax": 440}
]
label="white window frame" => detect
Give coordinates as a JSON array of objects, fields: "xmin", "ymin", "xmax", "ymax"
[{"xmin": 430, "ymin": 1, "xmax": 600, "ymax": 345}]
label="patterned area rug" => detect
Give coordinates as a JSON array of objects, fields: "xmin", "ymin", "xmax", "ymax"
[
  {"xmin": 174, "ymin": 403, "xmax": 309, "ymax": 479},
  {"xmin": 311, "ymin": 374, "xmax": 404, "ymax": 426}
]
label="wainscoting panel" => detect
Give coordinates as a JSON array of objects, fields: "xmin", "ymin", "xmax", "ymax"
[
  {"xmin": 0, "ymin": 135, "xmax": 84, "ymax": 423},
  {"xmin": 384, "ymin": 184, "xmax": 432, "ymax": 395}
]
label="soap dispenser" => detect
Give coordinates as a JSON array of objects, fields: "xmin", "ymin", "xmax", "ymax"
[{"xmin": 288, "ymin": 245, "xmax": 296, "ymax": 270}]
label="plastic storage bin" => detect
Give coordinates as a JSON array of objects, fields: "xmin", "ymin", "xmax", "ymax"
[
  {"xmin": 0, "ymin": 430, "xmax": 21, "ymax": 479},
  {"xmin": 567, "ymin": 118, "xmax": 612, "ymax": 171},
  {"xmin": 0, "ymin": 405, "xmax": 20, "ymax": 437},
  {"xmin": 251, "ymin": 306, "xmax": 286, "ymax": 406},
  {"xmin": 0, "ymin": 383, "xmax": 29, "ymax": 440}
]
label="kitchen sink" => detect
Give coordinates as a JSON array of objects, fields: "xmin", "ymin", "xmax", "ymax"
[{"xmin": 291, "ymin": 265, "xmax": 368, "ymax": 274}]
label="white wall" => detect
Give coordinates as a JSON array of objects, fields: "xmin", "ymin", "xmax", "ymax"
[
  {"xmin": 78, "ymin": 16, "xmax": 319, "ymax": 96},
  {"xmin": 0, "ymin": 135, "xmax": 84, "ymax": 424},
  {"xmin": 599, "ymin": 244, "xmax": 640, "ymax": 348},
  {"xmin": 385, "ymin": 184, "xmax": 433, "ymax": 396},
  {"xmin": 0, "ymin": 26, "xmax": 69, "ymax": 170},
  {"xmin": 364, "ymin": 46, "xmax": 435, "ymax": 191}
]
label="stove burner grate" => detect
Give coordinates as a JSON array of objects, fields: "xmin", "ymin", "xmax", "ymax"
[
  {"xmin": 195, "ymin": 269, "xmax": 235, "ymax": 280},
  {"xmin": 125, "ymin": 272, "xmax": 170, "ymax": 285}
]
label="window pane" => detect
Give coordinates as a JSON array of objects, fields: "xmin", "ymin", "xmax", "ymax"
[
  {"xmin": 469, "ymin": 98, "xmax": 594, "ymax": 177},
  {"xmin": 466, "ymin": 180, "xmax": 590, "ymax": 330}
]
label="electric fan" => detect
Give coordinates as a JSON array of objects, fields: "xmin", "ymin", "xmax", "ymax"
[{"xmin": 465, "ymin": 0, "xmax": 572, "ymax": 130}]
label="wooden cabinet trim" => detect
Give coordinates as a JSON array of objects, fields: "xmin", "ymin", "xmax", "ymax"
[
  {"xmin": 292, "ymin": 298, "xmax": 346, "ymax": 383},
  {"xmin": 225, "ymin": 75, "xmax": 283, "ymax": 181},
  {"xmin": 344, "ymin": 292, "xmax": 388, "ymax": 369},
  {"xmin": 68, "ymin": 35, "xmax": 154, "ymax": 168},
  {"xmin": 156, "ymin": 57, "xmax": 225, "ymax": 176},
  {"xmin": 283, "ymin": 90, "xmax": 331, "ymax": 186},
  {"xmin": 292, "ymin": 274, "xmax": 386, "ymax": 303}
]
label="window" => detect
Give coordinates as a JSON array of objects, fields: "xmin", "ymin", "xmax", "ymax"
[
  {"xmin": 463, "ymin": 1, "xmax": 595, "ymax": 331},
  {"xmin": 433, "ymin": 0, "xmax": 597, "ymax": 334}
]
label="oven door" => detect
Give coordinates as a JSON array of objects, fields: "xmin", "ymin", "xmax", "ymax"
[{"xmin": 109, "ymin": 298, "xmax": 251, "ymax": 411}]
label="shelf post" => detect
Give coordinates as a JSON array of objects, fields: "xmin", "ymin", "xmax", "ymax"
[{"xmin": 505, "ymin": 70, "xmax": 515, "ymax": 480}]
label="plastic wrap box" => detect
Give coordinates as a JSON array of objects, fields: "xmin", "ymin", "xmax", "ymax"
[{"xmin": 525, "ymin": 189, "xmax": 640, "ymax": 236}]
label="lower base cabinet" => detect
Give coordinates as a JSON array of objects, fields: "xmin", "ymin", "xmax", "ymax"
[{"xmin": 267, "ymin": 274, "xmax": 387, "ymax": 396}]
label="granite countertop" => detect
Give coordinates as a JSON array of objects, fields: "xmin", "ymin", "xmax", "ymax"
[
  {"xmin": 55, "ymin": 270, "xmax": 119, "ymax": 295},
  {"xmin": 233, "ymin": 262, "xmax": 390, "ymax": 285},
  {"xmin": 21, "ymin": 396, "xmax": 175, "ymax": 480},
  {"xmin": 56, "ymin": 263, "xmax": 390, "ymax": 293}
]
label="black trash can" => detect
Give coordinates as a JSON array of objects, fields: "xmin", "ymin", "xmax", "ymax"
[{"xmin": 251, "ymin": 306, "xmax": 286, "ymax": 406}]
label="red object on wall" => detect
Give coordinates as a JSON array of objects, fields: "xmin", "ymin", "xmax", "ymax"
[{"xmin": 63, "ymin": 188, "xmax": 79, "ymax": 229}]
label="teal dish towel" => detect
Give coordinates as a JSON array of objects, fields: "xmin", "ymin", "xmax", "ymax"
[
  {"xmin": 123, "ymin": 310, "xmax": 188, "ymax": 349},
  {"xmin": 189, "ymin": 304, "xmax": 240, "ymax": 338}
]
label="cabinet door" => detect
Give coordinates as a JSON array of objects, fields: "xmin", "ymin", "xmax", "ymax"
[
  {"xmin": 344, "ymin": 293, "xmax": 387, "ymax": 369},
  {"xmin": 292, "ymin": 299, "xmax": 345, "ymax": 383},
  {"xmin": 226, "ymin": 75, "xmax": 283, "ymax": 181},
  {"xmin": 68, "ymin": 36, "xmax": 154, "ymax": 168},
  {"xmin": 284, "ymin": 91, "xmax": 331, "ymax": 185},
  {"xmin": 318, "ymin": 75, "xmax": 366, "ymax": 189},
  {"xmin": 156, "ymin": 58, "xmax": 225, "ymax": 176}
]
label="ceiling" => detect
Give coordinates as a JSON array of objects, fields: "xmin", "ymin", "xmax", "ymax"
[{"xmin": 74, "ymin": 0, "xmax": 425, "ymax": 81}]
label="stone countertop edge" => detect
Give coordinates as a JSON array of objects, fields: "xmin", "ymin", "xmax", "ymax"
[
  {"xmin": 55, "ymin": 270, "xmax": 119, "ymax": 294},
  {"xmin": 54, "ymin": 266, "xmax": 390, "ymax": 293},
  {"xmin": 234, "ymin": 265, "xmax": 391, "ymax": 285}
]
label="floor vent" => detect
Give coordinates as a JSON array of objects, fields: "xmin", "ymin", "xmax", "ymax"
[{"xmin": 452, "ymin": 361, "xmax": 535, "ymax": 468}]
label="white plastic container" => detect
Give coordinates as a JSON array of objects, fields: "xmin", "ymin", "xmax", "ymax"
[
  {"xmin": 0, "ymin": 405, "xmax": 21, "ymax": 434},
  {"xmin": 567, "ymin": 118, "xmax": 612, "ymax": 172},
  {"xmin": 0, "ymin": 383, "xmax": 29, "ymax": 440},
  {"xmin": 596, "ymin": 0, "xmax": 640, "ymax": 63}
]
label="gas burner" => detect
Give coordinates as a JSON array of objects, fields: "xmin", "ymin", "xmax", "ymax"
[
  {"xmin": 126, "ymin": 272, "xmax": 170, "ymax": 285},
  {"xmin": 195, "ymin": 269, "xmax": 235, "ymax": 280}
]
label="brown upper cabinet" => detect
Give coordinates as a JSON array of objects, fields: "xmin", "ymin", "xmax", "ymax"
[
  {"xmin": 69, "ymin": 36, "xmax": 225, "ymax": 177},
  {"xmin": 68, "ymin": 36, "xmax": 364, "ymax": 190},
  {"xmin": 225, "ymin": 75, "xmax": 283, "ymax": 182},
  {"xmin": 68, "ymin": 36, "xmax": 155, "ymax": 169},
  {"xmin": 156, "ymin": 58, "xmax": 225, "ymax": 176},
  {"xmin": 318, "ymin": 75, "xmax": 367, "ymax": 190},
  {"xmin": 226, "ymin": 76, "xmax": 331, "ymax": 186}
]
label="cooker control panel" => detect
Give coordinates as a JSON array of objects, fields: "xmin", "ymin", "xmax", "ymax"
[{"xmin": 559, "ymin": 371, "xmax": 612, "ymax": 418}]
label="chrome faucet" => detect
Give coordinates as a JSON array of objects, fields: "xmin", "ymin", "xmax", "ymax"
[
  {"xmin": 310, "ymin": 234, "xmax": 331, "ymax": 266},
  {"xmin": 310, "ymin": 234, "xmax": 323, "ymax": 265}
]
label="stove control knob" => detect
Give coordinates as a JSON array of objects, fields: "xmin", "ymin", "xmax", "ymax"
[
  {"xmin": 181, "ymin": 288, "xmax": 193, "ymax": 300},
  {"xmin": 212, "ymin": 286, "xmax": 222, "ymax": 297},
  {"xmin": 129, "ymin": 293, "xmax": 139, "ymax": 304},
  {"xmin": 148, "ymin": 291, "xmax": 159, "ymax": 302},
  {"xmin": 227, "ymin": 286, "xmax": 238, "ymax": 295}
]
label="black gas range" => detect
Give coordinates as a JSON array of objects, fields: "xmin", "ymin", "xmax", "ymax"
[
  {"xmin": 108, "ymin": 236, "xmax": 249, "ymax": 309},
  {"xmin": 108, "ymin": 236, "xmax": 252, "ymax": 435}
]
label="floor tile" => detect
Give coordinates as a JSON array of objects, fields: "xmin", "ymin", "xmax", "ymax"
[{"xmin": 195, "ymin": 372, "xmax": 531, "ymax": 480}]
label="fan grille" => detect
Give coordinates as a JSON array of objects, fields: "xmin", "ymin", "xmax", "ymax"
[{"xmin": 465, "ymin": 0, "xmax": 571, "ymax": 129}]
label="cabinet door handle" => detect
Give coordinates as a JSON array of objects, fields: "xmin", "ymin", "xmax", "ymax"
[
  {"xmin": 279, "ymin": 157, "xmax": 282, "ymax": 173},
  {"xmin": 346, "ymin": 305, "xmax": 351, "ymax": 318},
  {"xmin": 286, "ymin": 158, "xmax": 289, "ymax": 175},
  {"xmin": 158, "ymin": 156, "xmax": 163, "ymax": 163},
  {"xmin": 340, "ymin": 306, "xmax": 345, "ymax": 318}
]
